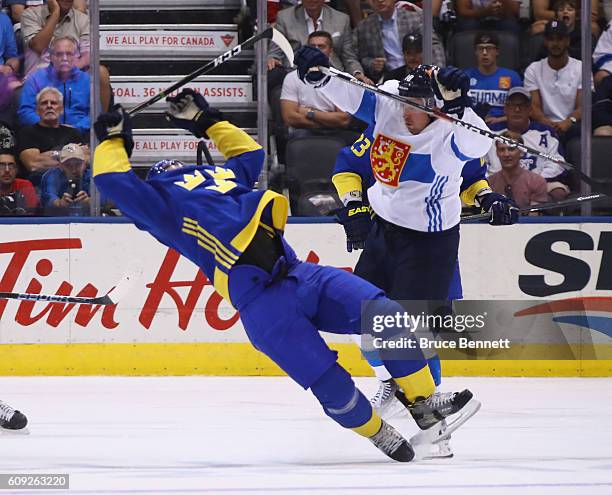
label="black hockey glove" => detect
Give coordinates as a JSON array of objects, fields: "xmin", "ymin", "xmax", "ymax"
[
  {"xmin": 165, "ymin": 88, "xmax": 224, "ymax": 139},
  {"xmin": 336, "ymin": 201, "xmax": 372, "ymax": 252},
  {"xmin": 477, "ymin": 192, "xmax": 519, "ymax": 226},
  {"xmin": 94, "ymin": 104, "xmax": 134, "ymax": 157},
  {"xmin": 431, "ymin": 66, "xmax": 472, "ymax": 117},
  {"xmin": 295, "ymin": 46, "xmax": 331, "ymax": 87}
]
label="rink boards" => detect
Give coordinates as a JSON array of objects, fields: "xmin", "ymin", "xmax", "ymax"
[{"xmin": 0, "ymin": 218, "xmax": 611, "ymax": 377}]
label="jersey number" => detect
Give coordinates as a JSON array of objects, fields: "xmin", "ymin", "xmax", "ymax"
[{"xmin": 351, "ymin": 133, "xmax": 371, "ymax": 158}]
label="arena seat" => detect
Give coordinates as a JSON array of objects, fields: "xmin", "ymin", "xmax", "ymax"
[{"xmin": 285, "ymin": 135, "xmax": 346, "ymax": 216}]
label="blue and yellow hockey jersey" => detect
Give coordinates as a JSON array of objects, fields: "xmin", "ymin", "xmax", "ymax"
[{"xmin": 93, "ymin": 122, "xmax": 288, "ymax": 306}]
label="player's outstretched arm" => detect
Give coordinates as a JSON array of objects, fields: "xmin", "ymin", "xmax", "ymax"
[
  {"xmin": 93, "ymin": 105, "xmax": 175, "ymax": 236},
  {"xmin": 432, "ymin": 67, "xmax": 492, "ymax": 159},
  {"xmin": 165, "ymin": 88, "xmax": 264, "ymax": 187}
]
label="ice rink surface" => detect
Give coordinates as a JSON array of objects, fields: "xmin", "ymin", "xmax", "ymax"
[{"xmin": 1, "ymin": 376, "xmax": 611, "ymax": 495}]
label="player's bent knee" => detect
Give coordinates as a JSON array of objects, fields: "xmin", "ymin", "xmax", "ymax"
[{"xmin": 310, "ymin": 363, "xmax": 374, "ymax": 431}]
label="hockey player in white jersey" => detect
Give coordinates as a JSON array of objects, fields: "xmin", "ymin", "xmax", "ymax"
[{"xmin": 295, "ymin": 46, "xmax": 518, "ymax": 457}]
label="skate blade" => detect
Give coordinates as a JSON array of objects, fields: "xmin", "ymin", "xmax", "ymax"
[
  {"xmin": 0, "ymin": 427, "xmax": 30, "ymax": 435},
  {"xmin": 412, "ymin": 442, "xmax": 454, "ymax": 460},
  {"xmin": 434, "ymin": 398, "xmax": 481, "ymax": 442},
  {"xmin": 377, "ymin": 397, "xmax": 409, "ymax": 421}
]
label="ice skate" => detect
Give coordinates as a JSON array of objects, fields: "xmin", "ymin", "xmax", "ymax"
[
  {"xmin": 396, "ymin": 389, "xmax": 480, "ymax": 432},
  {"xmin": 0, "ymin": 400, "xmax": 28, "ymax": 433},
  {"xmin": 410, "ymin": 420, "xmax": 454, "ymax": 459},
  {"xmin": 368, "ymin": 420, "xmax": 415, "ymax": 462},
  {"xmin": 369, "ymin": 379, "xmax": 407, "ymax": 420}
]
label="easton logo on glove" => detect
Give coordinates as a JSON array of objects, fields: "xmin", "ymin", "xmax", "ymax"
[{"xmin": 348, "ymin": 205, "xmax": 370, "ymax": 216}]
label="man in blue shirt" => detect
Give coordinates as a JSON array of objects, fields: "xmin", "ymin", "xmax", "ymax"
[
  {"xmin": 18, "ymin": 36, "xmax": 90, "ymax": 134},
  {"xmin": 0, "ymin": 11, "xmax": 18, "ymax": 74},
  {"xmin": 40, "ymin": 141, "xmax": 91, "ymax": 214},
  {"xmin": 465, "ymin": 32, "xmax": 522, "ymax": 124}
]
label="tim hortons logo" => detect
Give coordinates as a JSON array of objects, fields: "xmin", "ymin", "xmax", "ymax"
[
  {"xmin": 370, "ymin": 134, "xmax": 411, "ymax": 187},
  {"xmin": 0, "ymin": 239, "xmax": 353, "ymax": 332},
  {"xmin": 220, "ymin": 34, "xmax": 235, "ymax": 47}
]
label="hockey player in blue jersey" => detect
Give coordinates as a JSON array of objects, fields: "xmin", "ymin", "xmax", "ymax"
[
  {"xmin": 295, "ymin": 47, "xmax": 518, "ymax": 456},
  {"xmin": 92, "ymin": 89, "xmax": 479, "ymax": 462}
]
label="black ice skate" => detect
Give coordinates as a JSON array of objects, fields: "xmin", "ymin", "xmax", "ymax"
[
  {"xmin": 0, "ymin": 400, "xmax": 28, "ymax": 431},
  {"xmin": 369, "ymin": 420, "xmax": 415, "ymax": 462},
  {"xmin": 397, "ymin": 389, "xmax": 477, "ymax": 431}
]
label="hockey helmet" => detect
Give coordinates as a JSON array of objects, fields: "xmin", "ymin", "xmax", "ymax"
[
  {"xmin": 398, "ymin": 64, "xmax": 437, "ymax": 99},
  {"xmin": 146, "ymin": 159, "xmax": 186, "ymax": 180}
]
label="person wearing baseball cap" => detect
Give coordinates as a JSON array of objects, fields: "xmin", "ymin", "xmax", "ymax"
[
  {"xmin": 524, "ymin": 19, "xmax": 585, "ymax": 144},
  {"xmin": 40, "ymin": 143, "xmax": 92, "ymax": 214},
  {"xmin": 384, "ymin": 32, "xmax": 424, "ymax": 81},
  {"xmin": 465, "ymin": 31, "xmax": 522, "ymax": 124},
  {"xmin": 486, "ymin": 86, "xmax": 571, "ymax": 202}
]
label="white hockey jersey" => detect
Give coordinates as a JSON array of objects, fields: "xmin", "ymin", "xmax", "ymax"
[
  {"xmin": 594, "ymin": 21, "xmax": 612, "ymax": 74},
  {"xmin": 319, "ymin": 78, "xmax": 492, "ymax": 232}
]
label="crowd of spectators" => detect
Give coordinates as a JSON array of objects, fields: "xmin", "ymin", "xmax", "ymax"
[
  {"xmin": 0, "ymin": 0, "xmax": 111, "ymax": 217},
  {"xmin": 266, "ymin": 0, "xmax": 612, "ymax": 213}
]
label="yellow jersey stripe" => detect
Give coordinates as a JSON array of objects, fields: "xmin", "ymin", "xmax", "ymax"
[
  {"xmin": 182, "ymin": 217, "xmax": 239, "ymax": 261},
  {"xmin": 206, "ymin": 121, "xmax": 262, "ymax": 159},
  {"xmin": 182, "ymin": 226, "xmax": 234, "ymax": 270},
  {"xmin": 93, "ymin": 138, "xmax": 131, "ymax": 176}
]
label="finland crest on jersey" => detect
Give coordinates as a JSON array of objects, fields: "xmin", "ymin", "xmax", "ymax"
[{"xmin": 321, "ymin": 78, "xmax": 493, "ymax": 232}]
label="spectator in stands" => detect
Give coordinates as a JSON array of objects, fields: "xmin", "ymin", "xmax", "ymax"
[
  {"xmin": 593, "ymin": 76, "xmax": 612, "ymax": 136},
  {"xmin": 17, "ymin": 86, "xmax": 85, "ymax": 185},
  {"xmin": 3, "ymin": 0, "xmax": 87, "ymax": 24},
  {"xmin": 605, "ymin": 0, "xmax": 612, "ymax": 22},
  {"xmin": 40, "ymin": 141, "xmax": 90, "ymax": 214},
  {"xmin": 280, "ymin": 31, "xmax": 353, "ymax": 140},
  {"xmin": 594, "ymin": 20, "xmax": 612, "ymax": 86},
  {"xmin": 384, "ymin": 32, "xmax": 423, "ymax": 81},
  {"xmin": 486, "ymin": 87, "xmax": 570, "ymax": 200},
  {"xmin": 267, "ymin": 0, "xmax": 368, "ymax": 83},
  {"xmin": 353, "ymin": 0, "xmax": 445, "ymax": 82},
  {"xmin": 0, "ymin": 11, "xmax": 19, "ymax": 74},
  {"xmin": 531, "ymin": 0, "xmax": 600, "ymax": 36},
  {"xmin": 465, "ymin": 32, "xmax": 522, "ymax": 125},
  {"xmin": 454, "ymin": 0, "xmax": 520, "ymax": 33},
  {"xmin": 21, "ymin": 0, "xmax": 111, "ymax": 110},
  {"xmin": 487, "ymin": 131, "xmax": 550, "ymax": 209},
  {"xmin": 18, "ymin": 36, "xmax": 89, "ymax": 134},
  {"xmin": 0, "ymin": 149, "xmax": 39, "ymax": 214},
  {"xmin": 0, "ymin": 73, "xmax": 20, "ymax": 127},
  {"xmin": 524, "ymin": 20, "xmax": 584, "ymax": 144}
]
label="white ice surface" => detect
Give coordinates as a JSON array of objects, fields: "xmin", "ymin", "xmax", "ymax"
[{"xmin": 0, "ymin": 376, "xmax": 611, "ymax": 495}]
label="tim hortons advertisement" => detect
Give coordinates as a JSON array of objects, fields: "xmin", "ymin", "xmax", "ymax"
[{"xmin": 0, "ymin": 222, "xmax": 610, "ymax": 346}]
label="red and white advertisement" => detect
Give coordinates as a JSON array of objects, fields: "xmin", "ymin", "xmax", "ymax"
[
  {"xmin": 130, "ymin": 133, "xmax": 256, "ymax": 162},
  {"xmin": 100, "ymin": 29, "xmax": 237, "ymax": 53},
  {"xmin": 112, "ymin": 80, "xmax": 252, "ymax": 106},
  {"xmin": 0, "ymin": 222, "xmax": 611, "ymax": 345}
]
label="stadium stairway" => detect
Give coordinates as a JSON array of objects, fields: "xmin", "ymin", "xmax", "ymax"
[{"xmin": 99, "ymin": 0, "xmax": 256, "ymax": 175}]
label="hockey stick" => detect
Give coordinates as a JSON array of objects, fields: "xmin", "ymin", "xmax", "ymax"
[
  {"xmin": 0, "ymin": 267, "xmax": 142, "ymax": 306},
  {"xmin": 197, "ymin": 140, "xmax": 214, "ymax": 166},
  {"xmin": 315, "ymin": 66, "xmax": 612, "ymax": 193},
  {"xmin": 460, "ymin": 193, "xmax": 608, "ymax": 222},
  {"xmin": 127, "ymin": 27, "xmax": 294, "ymax": 116}
]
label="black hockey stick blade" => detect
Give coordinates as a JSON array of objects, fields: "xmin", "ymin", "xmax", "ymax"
[
  {"xmin": 0, "ymin": 266, "xmax": 143, "ymax": 306},
  {"xmin": 128, "ymin": 27, "xmax": 293, "ymax": 116},
  {"xmin": 460, "ymin": 193, "xmax": 608, "ymax": 222}
]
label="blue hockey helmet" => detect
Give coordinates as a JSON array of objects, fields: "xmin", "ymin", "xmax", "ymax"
[
  {"xmin": 398, "ymin": 64, "xmax": 436, "ymax": 99},
  {"xmin": 146, "ymin": 159, "xmax": 186, "ymax": 180}
]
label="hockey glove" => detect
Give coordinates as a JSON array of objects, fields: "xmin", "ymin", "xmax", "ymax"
[
  {"xmin": 94, "ymin": 104, "xmax": 134, "ymax": 157},
  {"xmin": 295, "ymin": 46, "xmax": 331, "ymax": 87},
  {"xmin": 477, "ymin": 192, "xmax": 519, "ymax": 225},
  {"xmin": 431, "ymin": 66, "xmax": 472, "ymax": 117},
  {"xmin": 336, "ymin": 201, "xmax": 372, "ymax": 252},
  {"xmin": 166, "ymin": 88, "xmax": 224, "ymax": 139}
]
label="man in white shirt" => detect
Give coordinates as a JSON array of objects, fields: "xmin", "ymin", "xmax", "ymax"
[
  {"xmin": 524, "ymin": 20, "xmax": 583, "ymax": 143},
  {"xmin": 280, "ymin": 31, "xmax": 353, "ymax": 139}
]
